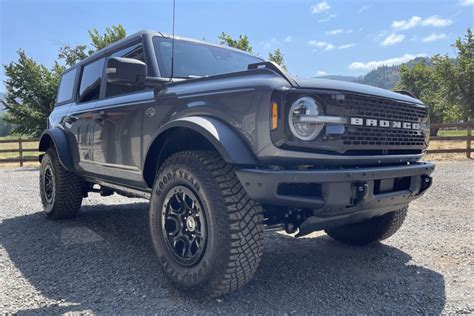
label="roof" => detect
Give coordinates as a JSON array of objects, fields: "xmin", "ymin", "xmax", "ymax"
[{"xmin": 71, "ymin": 30, "xmax": 260, "ymax": 69}]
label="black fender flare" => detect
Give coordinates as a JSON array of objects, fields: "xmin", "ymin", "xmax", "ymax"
[
  {"xmin": 38, "ymin": 128, "xmax": 75, "ymax": 171},
  {"xmin": 143, "ymin": 116, "xmax": 258, "ymax": 184}
]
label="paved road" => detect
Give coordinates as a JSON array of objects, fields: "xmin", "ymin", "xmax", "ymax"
[{"xmin": 1, "ymin": 161, "xmax": 473, "ymax": 314}]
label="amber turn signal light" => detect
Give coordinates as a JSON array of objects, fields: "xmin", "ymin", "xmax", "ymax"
[{"xmin": 271, "ymin": 102, "xmax": 278, "ymax": 130}]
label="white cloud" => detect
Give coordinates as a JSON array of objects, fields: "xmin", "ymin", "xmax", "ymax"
[
  {"xmin": 392, "ymin": 16, "xmax": 422, "ymax": 30},
  {"xmin": 381, "ymin": 33, "xmax": 405, "ymax": 46},
  {"xmin": 338, "ymin": 43, "xmax": 356, "ymax": 49},
  {"xmin": 348, "ymin": 53, "xmax": 427, "ymax": 71},
  {"xmin": 422, "ymin": 33, "xmax": 447, "ymax": 42},
  {"xmin": 326, "ymin": 29, "xmax": 352, "ymax": 35},
  {"xmin": 327, "ymin": 29, "xmax": 343, "ymax": 35},
  {"xmin": 391, "ymin": 15, "xmax": 453, "ymax": 31},
  {"xmin": 309, "ymin": 40, "xmax": 355, "ymax": 51},
  {"xmin": 283, "ymin": 36, "xmax": 293, "ymax": 43},
  {"xmin": 461, "ymin": 0, "xmax": 474, "ymax": 5},
  {"xmin": 318, "ymin": 14, "xmax": 336, "ymax": 23},
  {"xmin": 316, "ymin": 71, "xmax": 327, "ymax": 76},
  {"xmin": 308, "ymin": 40, "xmax": 335, "ymax": 51},
  {"xmin": 311, "ymin": 1, "xmax": 330, "ymax": 13},
  {"xmin": 421, "ymin": 15, "xmax": 453, "ymax": 27}
]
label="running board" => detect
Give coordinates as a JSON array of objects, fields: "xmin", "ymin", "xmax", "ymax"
[{"xmin": 93, "ymin": 180, "xmax": 151, "ymax": 200}]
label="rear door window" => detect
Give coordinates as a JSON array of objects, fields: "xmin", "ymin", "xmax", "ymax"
[
  {"xmin": 56, "ymin": 68, "xmax": 77, "ymax": 104},
  {"xmin": 78, "ymin": 58, "xmax": 105, "ymax": 103}
]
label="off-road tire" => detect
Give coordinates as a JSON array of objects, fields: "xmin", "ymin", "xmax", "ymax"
[
  {"xmin": 39, "ymin": 148, "xmax": 83, "ymax": 219},
  {"xmin": 149, "ymin": 150, "xmax": 264, "ymax": 298},
  {"xmin": 325, "ymin": 207, "xmax": 408, "ymax": 246}
]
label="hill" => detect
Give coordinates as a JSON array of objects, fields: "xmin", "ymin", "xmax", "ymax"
[{"xmin": 318, "ymin": 57, "xmax": 430, "ymax": 90}]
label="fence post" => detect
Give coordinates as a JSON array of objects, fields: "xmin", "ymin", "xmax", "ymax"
[
  {"xmin": 467, "ymin": 122, "xmax": 472, "ymax": 159},
  {"xmin": 18, "ymin": 138, "xmax": 23, "ymax": 167}
]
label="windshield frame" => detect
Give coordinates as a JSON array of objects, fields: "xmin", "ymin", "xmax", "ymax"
[{"xmin": 152, "ymin": 36, "xmax": 263, "ymax": 80}]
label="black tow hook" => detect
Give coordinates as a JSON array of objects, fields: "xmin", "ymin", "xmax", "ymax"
[
  {"xmin": 351, "ymin": 182, "xmax": 369, "ymax": 206},
  {"xmin": 420, "ymin": 175, "xmax": 432, "ymax": 193}
]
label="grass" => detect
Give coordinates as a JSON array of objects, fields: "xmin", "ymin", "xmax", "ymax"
[
  {"xmin": 437, "ymin": 129, "xmax": 469, "ymax": 137},
  {"xmin": 0, "ymin": 136, "xmax": 40, "ymax": 161}
]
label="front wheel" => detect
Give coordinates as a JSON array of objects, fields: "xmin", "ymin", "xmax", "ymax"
[
  {"xmin": 325, "ymin": 207, "xmax": 408, "ymax": 246},
  {"xmin": 149, "ymin": 151, "xmax": 264, "ymax": 298}
]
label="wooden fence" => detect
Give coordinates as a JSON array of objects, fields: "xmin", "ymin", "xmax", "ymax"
[
  {"xmin": 0, "ymin": 138, "xmax": 39, "ymax": 166},
  {"xmin": 0, "ymin": 123, "xmax": 472, "ymax": 166},
  {"xmin": 427, "ymin": 122, "xmax": 472, "ymax": 158}
]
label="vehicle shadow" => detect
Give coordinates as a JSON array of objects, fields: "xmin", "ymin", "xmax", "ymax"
[{"xmin": 0, "ymin": 203, "xmax": 445, "ymax": 314}]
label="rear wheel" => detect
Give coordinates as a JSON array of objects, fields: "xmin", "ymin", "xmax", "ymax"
[
  {"xmin": 39, "ymin": 148, "xmax": 83, "ymax": 219},
  {"xmin": 325, "ymin": 207, "xmax": 408, "ymax": 246},
  {"xmin": 149, "ymin": 150, "xmax": 264, "ymax": 298}
]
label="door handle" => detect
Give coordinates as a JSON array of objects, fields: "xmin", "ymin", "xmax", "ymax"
[
  {"xmin": 92, "ymin": 111, "xmax": 107, "ymax": 121},
  {"xmin": 63, "ymin": 115, "xmax": 78, "ymax": 124}
]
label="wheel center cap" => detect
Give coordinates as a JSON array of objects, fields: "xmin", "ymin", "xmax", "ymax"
[{"xmin": 186, "ymin": 216, "xmax": 196, "ymax": 232}]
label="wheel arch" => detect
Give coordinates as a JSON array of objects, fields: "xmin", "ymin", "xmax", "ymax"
[
  {"xmin": 38, "ymin": 128, "xmax": 75, "ymax": 171},
  {"xmin": 142, "ymin": 116, "xmax": 257, "ymax": 187}
]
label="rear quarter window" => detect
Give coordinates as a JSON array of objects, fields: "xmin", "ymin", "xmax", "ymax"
[{"xmin": 56, "ymin": 68, "xmax": 77, "ymax": 104}]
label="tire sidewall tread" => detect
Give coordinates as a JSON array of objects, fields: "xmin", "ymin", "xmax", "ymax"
[
  {"xmin": 325, "ymin": 207, "xmax": 408, "ymax": 246},
  {"xmin": 149, "ymin": 150, "xmax": 263, "ymax": 298},
  {"xmin": 39, "ymin": 148, "xmax": 83, "ymax": 219}
]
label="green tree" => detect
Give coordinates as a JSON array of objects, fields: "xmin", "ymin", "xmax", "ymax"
[
  {"xmin": 3, "ymin": 51, "xmax": 64, "ymax": 136},
  {"xmin": 3, "ymin": 25, "xmax": 126, "ymax": 136},
  {"xmin": 58, "ymin": 45, "xmax": 87, "ymax": 67},
  {"xmin": 396, "ymin": 60, "xmax": 460, "ymax": 135},
  {"xmin": 218, "ymin": 32, "xmax": 253, "ymax": 53},
  {"xmin": 438, "ymin": 28, "xmax": 473, "ymax": 120},
  {"xmin": 59, "ymin": 25, "xmax": 127, "ymax": 67},
  {"xmin": 88, "ymin": 25, "xmax": 127, "ymax": 52},
  {"xmin": 396, "ymin": 28, "xmax": 473, "ymax": 133},
  {"xmin": 268, "ymin": 48, "xmax": 287, "ymax": 71},
  {"xmin": 0, "ymin": 113, "xmax": 14, "ymax": 136},
  {"xmin": 397, "ymin": 62, "xmax": 434, "ymax": 127}
]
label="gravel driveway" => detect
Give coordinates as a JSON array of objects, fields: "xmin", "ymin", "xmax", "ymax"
[{"xmin": 0, "ymin": 160, "xmax": 473, "ymax": 314}]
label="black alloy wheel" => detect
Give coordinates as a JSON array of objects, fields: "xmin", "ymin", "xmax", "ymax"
[{"xmin": 161, "ymin": 185, "xmax": 207, "ymax": 267}]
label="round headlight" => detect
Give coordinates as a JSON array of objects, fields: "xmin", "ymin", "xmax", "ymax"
[{"xmin": 288, "ymin": 97, "xmax": 324, "ymax": 141}]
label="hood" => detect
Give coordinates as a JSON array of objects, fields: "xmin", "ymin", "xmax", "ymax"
[{"xmin": 294, "ymin": 77, "xmax": 423, "ymax": 105}]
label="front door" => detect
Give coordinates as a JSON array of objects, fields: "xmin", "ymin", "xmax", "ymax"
[
  {"xmin": 90, "ymin": 91, "xmax": 155, "ymax": 186},
  {"xmin": 88, "ymin": 42, "xmax": 153, "ymax": 187}
]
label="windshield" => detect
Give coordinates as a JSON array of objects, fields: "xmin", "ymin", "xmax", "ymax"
[{"xmin": 153, "ymin": 37, "xmax": 262, "ymax": 79}]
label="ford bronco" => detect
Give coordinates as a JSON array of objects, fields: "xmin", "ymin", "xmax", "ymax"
[{"xmin": 39, "ymin": 30, "xmax": 434, "ymax": 297}]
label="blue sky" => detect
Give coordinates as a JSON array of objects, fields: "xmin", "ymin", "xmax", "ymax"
[{"xmin": 1, "ymin": 0, "xmax": 473, "ymax": 92}]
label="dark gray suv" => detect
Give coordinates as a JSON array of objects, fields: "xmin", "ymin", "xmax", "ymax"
[{"xmin": 38, "ymin": 30, "xmax": 435, "ymax": 297}]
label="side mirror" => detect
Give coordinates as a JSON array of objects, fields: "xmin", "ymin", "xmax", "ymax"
[{"xmin": 106, "ymin": 57, "xmax": 147, "ymax": 85}]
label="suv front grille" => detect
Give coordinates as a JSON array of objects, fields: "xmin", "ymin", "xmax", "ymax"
[
  {"xmin": 340, "ymin": 94, "xmax": 428, "ymax": 123},
  {"xmin": 318, "ymin": 93, "xmax": 429, "ymax": 155},
  {"xmin": 341, "ymin": 127, "xmax": 425, "ymax": 147}
]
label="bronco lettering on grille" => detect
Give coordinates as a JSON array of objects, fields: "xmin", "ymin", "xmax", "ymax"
[{"xmin": 350, "ymin": 117, "xmax": 421, "ymax": 130}]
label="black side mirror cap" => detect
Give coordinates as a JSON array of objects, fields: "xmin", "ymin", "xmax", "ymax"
[{"xmin": 106, "ymin": 57, "xmax": 147, "ymax": 85}]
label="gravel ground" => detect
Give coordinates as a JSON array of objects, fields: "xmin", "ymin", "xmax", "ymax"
[{"xmin": 0, "ymin": 160, "xmax": 473, "ymax": 314}]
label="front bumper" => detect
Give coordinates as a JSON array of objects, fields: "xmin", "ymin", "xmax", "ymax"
[{"xmin": 236, "ymin": 161, "xmax": 435, "ymax": 235}]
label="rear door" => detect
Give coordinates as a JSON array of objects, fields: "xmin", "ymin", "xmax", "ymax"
[
  {"xmin": 89, "ymin": 41, "xmax": 155, "ymax": 187},
  {"xmin": 65, "ymin": 57, "xmax": 104, "ymax": 173}
]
